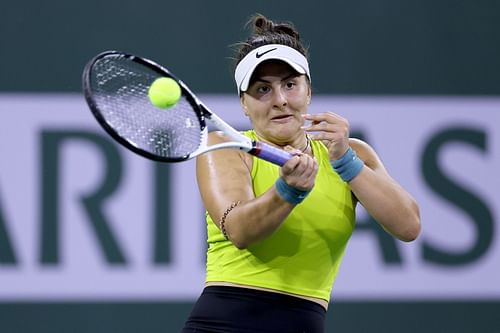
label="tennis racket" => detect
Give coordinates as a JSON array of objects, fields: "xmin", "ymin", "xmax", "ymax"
[{"xmin": 82, "ymin": 50, "xmax": 292, "ymax": 165}]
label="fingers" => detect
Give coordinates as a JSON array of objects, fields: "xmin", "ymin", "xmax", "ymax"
[
  {"xmin": 302, "ymin": 112, "xmax": 350, "ymax": 160},
  {"xmin": 283, "ymin": 145, "xmax": 303, "ymax": 156},
  {"xmin": 281, "ymin": 153, "xmax": 318, "ymax": 191},
  {"xmin": 302, "ymin": 112, "xmax": 349, "ymax": 140},
  {"xmin": 281, "ymin": 154, "xmax": 301, "ymax": 172}
]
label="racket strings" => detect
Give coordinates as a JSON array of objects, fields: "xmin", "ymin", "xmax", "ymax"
[{"xmin": 89, "ymin": 55, "xmax": 203, "ymax": 159}]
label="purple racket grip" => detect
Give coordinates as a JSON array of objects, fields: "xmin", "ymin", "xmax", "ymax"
[{"xmin": 251, "ymin": 141, "xmax": 293, "ymax": 166}]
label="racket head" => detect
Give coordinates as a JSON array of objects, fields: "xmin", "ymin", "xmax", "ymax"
[{"xmin": 82, "ymin": 51, "xmax": 206, "ymax": 162}]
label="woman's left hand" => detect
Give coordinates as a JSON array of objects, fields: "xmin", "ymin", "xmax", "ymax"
[{"xmin": 302, "ymin": 112, "xmax": 350, "ymax": 160}]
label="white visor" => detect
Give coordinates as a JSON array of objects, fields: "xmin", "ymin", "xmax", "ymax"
[{"xmin": 234, "ymin": 44, "xmax": 310, "ymax": 93}]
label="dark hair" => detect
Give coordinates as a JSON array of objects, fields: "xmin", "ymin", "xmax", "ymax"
[{"xmin": 233, "ymin": 14, "xmax": 309, "ymax": 68}]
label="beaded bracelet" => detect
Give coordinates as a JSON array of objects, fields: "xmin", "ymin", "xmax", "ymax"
[
  {"xmin": 219, "ymin": 201, "xmax": 241, "ymax": 240},
  {"xmin": 275, "ymin": 177, "xmax": 311, "ymax": 205},
  {"xmin": 330, "ymin": 147, "xmax": 364, "ymax": 182}
]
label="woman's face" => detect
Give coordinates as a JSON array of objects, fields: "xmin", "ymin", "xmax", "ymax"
[{"xmin": 240, "ymin": 61, "xmax": 311, "ymax": 145}]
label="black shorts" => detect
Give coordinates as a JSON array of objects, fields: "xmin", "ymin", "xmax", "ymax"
[{"xmin": 181, "ymin": 285, "xmax": 326, "ymax": 333}]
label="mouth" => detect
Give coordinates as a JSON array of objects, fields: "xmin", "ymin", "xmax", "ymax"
[{"xmin": 270, "ymin": 114, "xmax": 294, "ymax": 122}]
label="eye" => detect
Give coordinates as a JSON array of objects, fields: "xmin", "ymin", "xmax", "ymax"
[
  {"xmin": 285, "ymin": 80, "xmax": 297, "ymax": 89},
  {"xmin": 257, "ymin": 85, "xmax": 271, "ymax": 94}
]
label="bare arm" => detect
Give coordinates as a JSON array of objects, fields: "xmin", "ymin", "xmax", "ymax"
[
  {"xmin": 349, "ymin": 139, "xmax": 421, "ymax": 242},
  {"xmin": 303, "ymin": 112, "xmax": 421, "ymax": 242},
  {"xmin": 196, "ymin": 131, "xmax": 318, "ymax": 249}
]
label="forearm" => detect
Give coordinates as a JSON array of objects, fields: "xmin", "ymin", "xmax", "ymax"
[
  {"xmin": 349, "ymin": 166, "xmax": 421, "ymax": 242},
  {"xmin": 221, "ymin": 188, "xmax": 295, "ymax": 249},
  {"xmin": 198, "ymin": 134, "xmax": 317, "ymax": 249}
]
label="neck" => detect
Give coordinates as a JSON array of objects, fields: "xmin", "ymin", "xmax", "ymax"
[{"xmin": 255, "ymin": 132, "xmax": 310, "ymax": 153}]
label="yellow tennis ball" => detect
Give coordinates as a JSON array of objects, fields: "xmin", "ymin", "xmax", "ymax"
[{"xmin": 148, "ymin": 77, "xmax": 182, "ymax": 108}]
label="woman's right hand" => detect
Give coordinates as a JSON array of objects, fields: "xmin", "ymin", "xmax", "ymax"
[{"xmin": 280, "ymin": 149, "xmax": 318, "ymax": 191}]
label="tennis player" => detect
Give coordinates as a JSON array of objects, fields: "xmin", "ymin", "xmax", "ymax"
[{"xmin": 182, "ymin": 14, "xmax": 421, "ymax": 333}]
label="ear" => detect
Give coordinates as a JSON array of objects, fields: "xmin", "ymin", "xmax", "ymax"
[
  {"xmin": 306, "ymin": 86, "xmax": 312, "ymax": 105},
  {"xmin": 240, "ymin": 94, "xmax": 250, "ymax": 116}
]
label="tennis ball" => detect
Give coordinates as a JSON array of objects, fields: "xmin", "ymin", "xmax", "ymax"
[{"xmin": 148, "ymin": 77, "xmax": 182, "ymax": 108}]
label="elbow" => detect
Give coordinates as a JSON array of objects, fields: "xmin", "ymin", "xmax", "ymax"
[
  {"xmin": 399, "ymin": 208, "xmax": 422, "ymax": 242},
  {"xmin": 225, "ymin": 229, "xmax": 251, "ymax": 250},
  {"xmin": 232, "ymin": 241, "xmax": 249, "ymax": 250},
  {"xmin": 399, "ymin": 221, "xmax": 421, "ymax": 242},
  {"xmin": 227, "ymin": 227, "xmax": 266, "ymax": 249},
  {"xmin": 229, "ymin": 235, "xmax": 250, "ymax": 250}
]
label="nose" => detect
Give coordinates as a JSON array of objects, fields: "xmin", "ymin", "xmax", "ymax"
[{"xmin": 272, "ymin": 86, "xmax": 287, "ymax": 108}]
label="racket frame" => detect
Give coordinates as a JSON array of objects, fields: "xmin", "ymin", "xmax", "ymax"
[{"xmin": 83, "ymin": 51, "xmax": 292, "ymax": 166}]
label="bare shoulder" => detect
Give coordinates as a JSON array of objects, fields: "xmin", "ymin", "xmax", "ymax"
[
  {"xmin": 207, "ymin": 130, "xmax": 230, "ymax": 144},
  {"xmin": 197, "ymin": 131, "xmax": 255, "ymax": 216},
  {"xmin": 206, "ymin": 131, "xmax": 253, "ymax": 172},
  {"xmin": 348, "ymin": 138, "xmax": 375, "ymax": 159},
  {"xmin": 348, "ymin": 138, "xmax": 387, "ymax": 173}
]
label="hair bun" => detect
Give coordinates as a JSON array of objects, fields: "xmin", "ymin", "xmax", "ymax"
[
  {"xmin": 234, "ymin": 14, "xmax": 309, "ymax": 69},
  {"xmin": 252, "ymin": 14, "xmax": 300, "ymax": 40}
]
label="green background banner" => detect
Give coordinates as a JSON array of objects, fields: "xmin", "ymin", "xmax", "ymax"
[{"xmin": 1, "ymin": 0, "xmax": 499, "ymax": 94}]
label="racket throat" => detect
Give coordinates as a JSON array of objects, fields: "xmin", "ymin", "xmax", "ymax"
[{"xmin": 248, "ymin": 141, "xmax": 262, "ymax": 155}]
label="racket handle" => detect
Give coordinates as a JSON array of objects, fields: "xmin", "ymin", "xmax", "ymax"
[{"xmin": 251, "ymin": 141, "xmax": 293, "ymax": 166}]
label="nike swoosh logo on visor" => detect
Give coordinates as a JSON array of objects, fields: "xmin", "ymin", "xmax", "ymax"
[{"xmin": 256, "ymin": 48, "xmax": 277, "ymax": 58}]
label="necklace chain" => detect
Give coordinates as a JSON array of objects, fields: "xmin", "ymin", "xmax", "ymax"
[{"xmin": 301, "ymin": 135, "xmax": 310, "ymax": 153}]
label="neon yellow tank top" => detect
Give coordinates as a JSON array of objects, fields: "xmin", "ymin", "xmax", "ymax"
[{"xmin": 205, "ymin": 130, "xmax": 356, "ymax": 301}]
